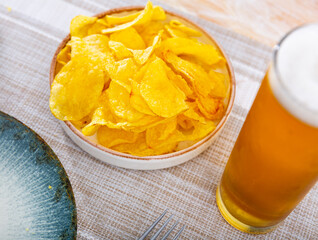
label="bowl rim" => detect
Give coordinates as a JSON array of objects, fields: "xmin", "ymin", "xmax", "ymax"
[{"xmin": 49, "ymin": 6, "xmax": 236, "ymax": 160}]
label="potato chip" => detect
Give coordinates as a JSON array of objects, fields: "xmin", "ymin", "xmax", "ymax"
[
  {"xmin": 96, "ymin": 18, "xmax": 109, "ymax": 27},
  {"xmin": 56, "ymin": 45, "xmax": 71, "ymax": 65},
  {"xmin": 180, "ymin": 119, "xmax": 216, "ymax": 141},
  {"xmin": 133, "ymin": 60, "xmax": 151, "ymax": 83},
  {"xmin": 82, "ymin": 91, "xmax": 163, "ymax": 134},
  {"xmin": 55, "ymin": 62, "xmax": 65, "ymax": 75},
  {"xmin": 132, "ymin": 30, "xmax": 163, "ymax": 65},
  {"xmin": 83, "ymin": 34, "xmax": 110, "ymax": 53},
  {"xmin": 130, "ymin": 80, "xmax": 156, "ymax": 116},
  {"xmin": 161, "ymin": 37, "xmax": 222, "ymax": 65},
  {"xmin": 70, "ymin": 115, "xmax": 92, "ymax": 129},
  {"xmin": 50, "ymin": 56, "xmax": 104, "ymax": 121},
  {"xmin": 197, "ymin": 95, "xmax": 225, "ymax": 120},
  {"xmin": 112, "ymin": 132, "xmax": 177, "ymax": 156},
  {"xmin": 208, "ymin": 70, "xmax": 228, "ymax": 98},
  {"xmin": 107, "ymin": 81, "xmax": 145, "ymax": 122},
  {"xmin": 108, "ymin": 58, "xmax": 137, "ymax": 93},
  {"xmin": 81, "ymin": 92, "xmax": 117, "ymax": 135},
  {"xmin": 164, "ymin": 25, "xmax": 188, "ymax": 38},
  {"xmin": 163, "ymin": 50, "xmax": 215, "ymax": 97},
  {"xmin": 146, "ymin": 117, "xmax": 177, "ymax": 148},
  {"xmin": 97, "ymin": 126, "xmax": 139, "ymax": 148},
  {"xmin": 70, "ymin": 15, "xmax": 97, "ymax": 37},
  {"xmin": 124, "ymin": 115, "xmax": 164, "ymax": 132},
  {"xmin": 152, "ymin": 6, "xmax": 166, "ymax": 21},
  {"xmin": 164, "ymin": 64, "xmax": 193, "ymax": 97},
  {"xmin": 110, "ymin": 27, "xmax": 145, "ymax": 49},
  {"xmin": 105, "ymin": 11, "xmax": 141, "ymax": 26},
  {"xmin": 108, "ymin": 40, "xmax": 133, "ymax": 60},
  {"xmin": 87, "ymin": 22, "xmax": 107, "ymax": 35},
  {"xmin": 167, "ymin": 20, "xmax": 202, "ymax": 37},
  {"xmin": 139, "ymin": 21, "xmax": 165, "ymax": 46},
  {"xmin": 70, "ymin": 36, "xmax": 116, "ymax": 81},
  {"xmin": 183, "ymin": 102, "xmax": 206, "ymax": 123},
  {"xmin": 177, "ymin": 114, "xmax": 194, "ymax": 130},
  {"xmin": 102, "ymin": 1, "xmax": 153, "ymax": 34},
  {"xmin": 140, "ymin": 57, "xmax": 188, "ymax": 117},
  {"xmin": 70, "ymin": 37, "xmax": 103, "ymax": 61}
]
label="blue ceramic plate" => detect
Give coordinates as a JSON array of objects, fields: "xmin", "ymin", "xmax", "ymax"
[{"xmin": 0, "ymin": 111, "xmax": 76, "ymax": 239}]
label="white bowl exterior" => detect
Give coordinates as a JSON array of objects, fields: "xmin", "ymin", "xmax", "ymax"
[{"xmin": 60, "ymin": 121, "xmax": 223, "ymax": 170}]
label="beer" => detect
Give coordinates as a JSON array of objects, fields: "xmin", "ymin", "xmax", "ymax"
[{"xmin": 216, "ymin": 23, "xmax": 318, "ymax": 233}]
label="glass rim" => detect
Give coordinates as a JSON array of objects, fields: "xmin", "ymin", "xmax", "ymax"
[{"xmin": 272, "ymin": 22, "xmax": 318, "ymax": 115}]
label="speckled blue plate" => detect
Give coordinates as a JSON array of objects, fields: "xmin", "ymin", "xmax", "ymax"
[{"xmin": 0, "ymin": 111, "xmax": 76, "ymax": 239}]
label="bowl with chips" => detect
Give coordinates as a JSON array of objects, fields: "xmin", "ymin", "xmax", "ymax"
[{"xmin": 49, "ymin": 1, "xmax": 235, "ymax": 170}]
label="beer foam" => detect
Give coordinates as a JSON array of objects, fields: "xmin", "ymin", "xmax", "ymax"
[{"xmin": 270, "ymin": 23, "xmax": 318, "ymax": 127}]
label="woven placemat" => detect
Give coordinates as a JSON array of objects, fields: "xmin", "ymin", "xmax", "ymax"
[{"xmin": 0, "ymin": 0, "xmax": 317, "ymax": 239}]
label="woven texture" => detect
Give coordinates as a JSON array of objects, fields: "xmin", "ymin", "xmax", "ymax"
[{"xmin": 0, "ymin": 0, "xmax": 317, "ymax": 239}]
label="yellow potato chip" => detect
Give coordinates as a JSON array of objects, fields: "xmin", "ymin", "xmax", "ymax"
[
  {"xmin": 146, "ymin": 117, "xmax": 177, "ymax": 148},
  {"xmin": 70, "ymin": 37, "xmax": 116, "ymax": 79},
  {"xmin": 50, "ymin": 56, "xmax": 105, "ymax": 121},
  {"xmin": 105, "ymin": 11, "xmax": 141, "ymax": 26},
  {"xmin": 82, "ymin": 124, "xmax": 100, "ymax": 136},
  {"xmin": 83, "ymin": 34, "xmax": 110, "ymax": 53},
  {"xmin": 102, "ymin": 1, "xmax": 153, "ymax": 34},
  {"xmin": 208, "ymin": 70, "xmax": 228, "ymax": 98},
  {"xmin": 108, "ymin": 58, "xmax": 138, "ymax": 93},
  {"xmin": 70, "ymin": 115, "xmax": 92, "ymax": 129},
  {"xmin": 164, "ymin": 25, "xmax": 188, "ymax": 38},
  {"xmin": 70, "ymin": 37, "xmax": 103, "ymax": 62},
  {"xmin": 96, "ymin": 18, "xmax": 109, "ymax": 27},
  {"xmin": 168, "ymin": 20, "xmax": 202, "ymax": 37},
  {"xmin": 180, "ymin": 119, "xmax": 216, "ymax": 141},
  {"xmin": 107, "ymin": 81, "xmax": 145, "ymax": 122},
  {"xmin": 152, "ymin": 6, "xmax": 166, "ymax": 21},
  {"xmin": 97, "ymin": 126, "xmax": 139, "ymax": 148},
  {"xmin": 139, "ymin": 21, "xmax": 165, "ymax": 47},
  {"xmin": 56, "ymin": 45, "xmax": 71, "ymax": 65},
  {"xmin": 183, "ymin": 102, "xmax": 206, "ymax": 123},
  {"xmin": 133, "ymin": 61, "xmax": 150, "ymax": 83},
  {"xmin": 140, "ymin": 57, "xmax": 188, "ymax": 117},
  {"xmin": 112, "ymin": 132, "xmax": 177, "ymax": 156},
  {"xmin": 55, "ymin": 62, "xmax": 65, "ymax": 75},
  {"xmin": 81, "ymin": 92, "xmax": 117, "ymax": 135},
  {"xmin": 82, "ymin": 91, "xmax": 163, "ymax": 134},
  {"xmin": 87, "ymin": 22, "xmax": 107, "ymax": 35},
  {"xmin": 108, "ymin": 40, "xmax": 133, "ymax": 60},
  {"xmin": 130, "ymin": 80, "xmax": 156, "ymax": 116},
  {"xmin": 110, "ymin": 27, "xmax": 145, "ymax": 49},
  {"xmin": 123, "ymin": 115, "xmax": 164, "ymax": 132},
  {"xmin": 164, "ymin": 65, "xmax": 193, "ymax": 97},
  {"xmin": 177, "ymin": 114, "xmax": 194, "ymax": 130},
  {"xmin": 70, "ymin": 15, "xmax": 97, "ymax": 37},
  {"xmin": 161, "ymin": 37, "xmax": 222, "ymax": 65},
  {"xmin": 197, "ymin": 95, "xmax": 225, "ymax": 120},
  {"xmin": 163, "ymin": 50, "xmax": 214, "ymax": 97},
  {"xmin": 132, "ymin": 30, "xmax": 163, "ymax": 65}
]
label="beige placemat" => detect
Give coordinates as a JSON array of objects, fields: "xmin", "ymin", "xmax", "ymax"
[{"xmin": 0, "ymin": 0, "xmax": 317, "ymax": 239}]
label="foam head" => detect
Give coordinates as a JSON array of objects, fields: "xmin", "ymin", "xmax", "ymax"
[{"xmin": 270, "ymin": 23, "xmax": 318, "ymax": 127}]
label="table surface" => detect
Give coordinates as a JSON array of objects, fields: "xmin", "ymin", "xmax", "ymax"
[
  {"xmin": 1, "ymin": 0, "xmax": 317, "ymax": 239},
  {"xmin": 160, "ymin": 0, "xmax": 318, "ymax": 46}
]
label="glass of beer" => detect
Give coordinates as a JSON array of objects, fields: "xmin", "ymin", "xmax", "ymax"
[{"xmin": 216, "ymin": 23, "xmax": 318, "ymax": 234}]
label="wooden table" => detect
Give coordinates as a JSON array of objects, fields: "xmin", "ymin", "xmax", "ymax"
[{"xmin": 160, "ymin": 0, "xmax": 318, "ymax": 46}]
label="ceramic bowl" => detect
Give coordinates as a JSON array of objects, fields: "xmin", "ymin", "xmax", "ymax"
[{"xmin": 50, "ymin": 7, "xmax": 236, "ymax": 170}]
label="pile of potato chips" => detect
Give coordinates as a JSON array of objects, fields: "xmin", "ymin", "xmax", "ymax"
[{"xmin": 50, "ymin": 1, "xmax": 230, "ymax": 156}]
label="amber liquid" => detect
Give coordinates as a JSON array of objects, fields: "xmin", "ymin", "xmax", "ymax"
[{"xmin": 219, "ymin": 75, "xmax": 318, "ymax": 228}]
